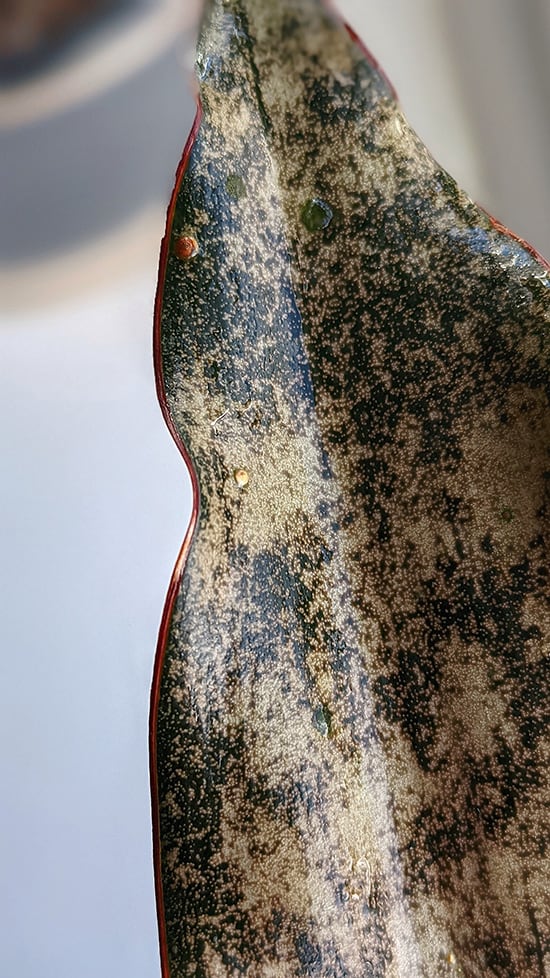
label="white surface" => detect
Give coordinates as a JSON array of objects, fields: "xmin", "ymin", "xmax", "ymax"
[{"xmin": 0, "ymin": 275, "xmax": 190, "ymax": 977}]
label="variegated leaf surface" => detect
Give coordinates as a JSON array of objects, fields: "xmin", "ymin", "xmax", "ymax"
[{"xmin": 152, "ymin": 2, "xmax": 550, "ymax": 976}]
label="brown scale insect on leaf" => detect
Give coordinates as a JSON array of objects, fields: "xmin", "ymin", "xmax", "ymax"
[{"xmin": 151, "ymin": 1, "xmax": 550, "ymax": 975}]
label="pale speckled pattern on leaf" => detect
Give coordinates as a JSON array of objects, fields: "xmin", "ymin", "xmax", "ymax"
[{"xmin": 153, "ymin": 1, "xmax": 550, "ymax": 976}]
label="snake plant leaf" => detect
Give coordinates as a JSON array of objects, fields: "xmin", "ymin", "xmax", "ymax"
[{"xmin": 151, "ymin": 1, "xmax": 550, "ymax": 976}]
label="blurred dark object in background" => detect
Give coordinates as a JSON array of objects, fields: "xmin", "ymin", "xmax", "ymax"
[
  {"xmin": 0, "ymin": 0, "xmax": 197, "ymax": 305},
  {"xmin": 0, "ymin": 0, "xmax": 152, "ymax": 81}
]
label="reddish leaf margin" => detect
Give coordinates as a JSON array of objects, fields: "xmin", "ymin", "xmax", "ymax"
[{"xmin": 150, "ymin": 103, "xmax": 203, "ymax": 978}]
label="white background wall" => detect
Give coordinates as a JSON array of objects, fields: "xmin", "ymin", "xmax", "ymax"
[{"xmin": 1, "ymin": 2, "xmax": 548, "ymax": 976}]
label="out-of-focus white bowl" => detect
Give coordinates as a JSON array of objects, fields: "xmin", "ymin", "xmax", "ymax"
[{"xmin": 0, "ymin": 0, "xmax": 200, "ymax": 308}]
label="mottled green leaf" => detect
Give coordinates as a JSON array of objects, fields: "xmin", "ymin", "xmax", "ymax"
[{"xmin": 151, "ymin": 2, "xmax": 549, "ymax": 976}]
